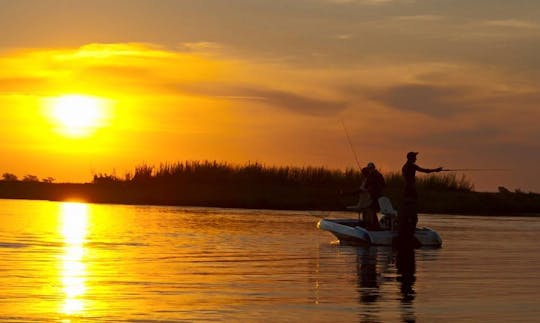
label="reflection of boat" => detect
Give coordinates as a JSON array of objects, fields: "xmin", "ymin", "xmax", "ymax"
[{"xmin": 317, "ymin": 197, "xmax": 443, "ymax": 247}]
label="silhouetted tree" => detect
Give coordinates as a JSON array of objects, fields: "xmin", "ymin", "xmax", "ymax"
[
  {"xmin": 42, "ymin": 177, "xmax": 55, "ymax": 183},
  {"xmin": 2, "ymin": 173, "xmax": 18, "ymax": 182},
  {"xmin": 498, "ymin": 186, "xmax": 511, "ymax": 194},
  {"xmin": 22, "ymin": 175, "xmax": 40, "ymax": 182}
]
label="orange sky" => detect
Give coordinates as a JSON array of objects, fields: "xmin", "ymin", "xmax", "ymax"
[{"xmin": 1, "ymin": 1, "xmax": 539, "ymax": 191}]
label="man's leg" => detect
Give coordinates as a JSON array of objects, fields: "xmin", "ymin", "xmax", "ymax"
[{"xmin": 396, "ymin": 199, "xmax": 418, "ymax": 247}]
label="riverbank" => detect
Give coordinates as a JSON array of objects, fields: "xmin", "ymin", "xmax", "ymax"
[{"xmin": 0, "ymin": 175, "xmax": 538, "ymax": 216}]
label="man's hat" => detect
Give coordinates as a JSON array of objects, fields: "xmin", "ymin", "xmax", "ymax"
[{"xmin": 406, "ymin": 151, "xmax": 418, "ymax": 159}]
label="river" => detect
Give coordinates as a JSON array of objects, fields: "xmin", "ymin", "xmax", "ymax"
[{"xmin": 0, "ymin": 199, "xmax": 538, "ymax": 322}]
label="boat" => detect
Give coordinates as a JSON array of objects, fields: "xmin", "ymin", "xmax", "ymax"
[{"xmin": 317, "ymin": 197, "xmax": 443, "ymax": 247}]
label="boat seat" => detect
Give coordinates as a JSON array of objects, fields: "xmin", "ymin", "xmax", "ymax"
[
  {"xmin": 378, "ymin": 196, "xmax": 398, "ymax": 231},
  {"xmin": 378, "ymin": 196, "xmax": 397, "ymax": 216}
]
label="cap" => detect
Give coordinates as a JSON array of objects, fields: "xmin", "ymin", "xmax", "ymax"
[{"xmin": 406, "ymin": 151, "xmax": 418, "ymax": 159}]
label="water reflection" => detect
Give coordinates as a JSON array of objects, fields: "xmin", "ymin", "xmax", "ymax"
[
  {"xmin": 396, "ymin": 248, "xmax": 416, "ymax": 323},
  {"xmin": 356, "ymin": 247, "xmax": 381, "ymax": 303},
  {"xmin": 355, "ymin": 247, "xmax": 383, "ymax": 323},
  {"xmin": 59, "ymin": 202, "xmax": 89, "ymax": 315},
  {"xmin": 355, "ymin": 246, "xmax": 418, "ymax": 323}
]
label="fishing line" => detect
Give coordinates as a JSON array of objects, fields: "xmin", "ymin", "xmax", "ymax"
[
  {"xmin": 340, "ymin": 119, "xmax": 362, "ymax": 169},
  {"xmin": 442, "ymin": 168, "xmax": 510, "ymax": 172}
]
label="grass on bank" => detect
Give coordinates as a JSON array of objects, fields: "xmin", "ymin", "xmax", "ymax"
[
  {"xmin": 94, "ymin": 161, "xmax": 474, "ymax": 190},
  {"xmin": 1, "ymin": 161, "xmax": 538, "ymax": 214}
]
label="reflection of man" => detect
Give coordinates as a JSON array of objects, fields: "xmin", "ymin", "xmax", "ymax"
[
  {"xmin": 396, "ymin": 247, "xmax": 417, "ymax": 322},
  {"xmin": 396, "ymin": 248, "xmax": 416, "ymax": 300},
  {"xmin": 356, "ymin": 247, "xmax": 379, "ymax": 303},
  {"xmin": 355, "ymin": 247, "xmax": 386, "ymax": 323},
  {"xmin": 399, "ymin": 152, "xmax": 442, "ymax": 245}
]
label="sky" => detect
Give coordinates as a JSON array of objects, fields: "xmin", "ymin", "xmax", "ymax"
[{"xmin": 0, "ymin": 0, "xmax": 539, "ymax": 191}]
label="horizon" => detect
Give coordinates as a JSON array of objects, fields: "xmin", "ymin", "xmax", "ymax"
[
  {"xmin": 1, "ymin": 1, "xmax": 539, "ymax": 192},
  {"xmin": 0, "ymin": 160, "xmax": 519, "ymax": 194}
]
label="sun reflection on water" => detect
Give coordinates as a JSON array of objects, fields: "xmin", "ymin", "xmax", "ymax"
[{"xmin": 59, "ymin": 202, "xmax": 89, "ymax": 315}]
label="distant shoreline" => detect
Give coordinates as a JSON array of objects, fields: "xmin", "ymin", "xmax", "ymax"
[
  {"xmin": 2, "ymin": 161, "xmax": 539, "ymax": 215},
  {"xmin": 1, "ymin": 181, "xmax": 539, "ymax": 216}
]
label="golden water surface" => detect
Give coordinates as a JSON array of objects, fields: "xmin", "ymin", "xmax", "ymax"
[{"xmin": 0, "ymin": 199, "xmax": 539, "ymax": 322}]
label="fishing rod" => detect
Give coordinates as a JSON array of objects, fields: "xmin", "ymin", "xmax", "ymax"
[
  {"xmin": 441, "ymin": 168, "xmax": 510, "ymax": 172},
  {"xmin": 340, "ymin": 119, "xmax": 362, "ymax": 169}
]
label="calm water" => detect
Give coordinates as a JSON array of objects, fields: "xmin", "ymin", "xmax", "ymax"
[{"xmin": 0, "ymin": 199, "xmax": 539, "ymax": 322}]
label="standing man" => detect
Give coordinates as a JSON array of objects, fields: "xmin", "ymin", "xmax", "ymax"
[
  {"xmin": 362, "ymin": 162, "xmax": 386, "ymax": 230},
  {"xmin": 343, "ymin": 162, "xmax": 386, "ymax": 230},
  {"xmin": 399, "ymin": 152, "xmax": 442, "ymax": 246}
]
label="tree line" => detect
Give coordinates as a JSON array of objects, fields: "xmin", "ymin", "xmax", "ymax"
[{"xmin": 1, "ymin": 173, "xmax": 55, "ymax": 183}]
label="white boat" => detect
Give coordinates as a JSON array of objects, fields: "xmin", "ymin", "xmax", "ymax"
[{"xmin": 317, "ymin": 197, "xmax": 443, "ymax": 247}]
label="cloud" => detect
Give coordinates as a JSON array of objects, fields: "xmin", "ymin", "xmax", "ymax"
[
  {"xmin": 178, "ymin": 42, "xmax": 224, "ymax": 53},
  {"xmin": 160, "ymin": 81, "xmax": 348, "ymax": 116},
  {"xmin": 333, "ymin": 34, "xmax": 353, "ymax": 40},
  {"xmin": 392, "ymin": 14, "xmax": 443, "ymax": 22},
  {"xmin": 240, "ymin": 88, "xmax": 348, "ymax": 116},
  {"xmin": 3, "ymin": 43, "xmax": 538, "ymax": 121},
  {"xmin": 2, "ymin": 1, "xmax": 539, "ymax": 74},
  {"xmin": 417, "ymin": 126, "xmax": 504, "ymax": 148},
  {"xmin": 0, "ymin": 43, "xmax": 349, "ymax": 117},
  {"xmin": 0, "ymin": 77, "xmax": 48, "ymax": 94},
  {"xmin": 326, "ymin": 0, "xmax": 405, "ymax": 4},
  {"xmin": 369, "ymin": 84, "xmax": 471, "ymax": 117},
  {"xmin": 453, "ymin": 19, "xmax": 540, "ymax": 44},
  {"xmin": 483, "ymin": 19, "xmax": 540, "ymax": 30}
]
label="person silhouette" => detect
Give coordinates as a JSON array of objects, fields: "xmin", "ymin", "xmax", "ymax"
[
  {"xmin": 396, "ymin": 247, "xmax": 417, "ymax": 322},
  {"xmin": 360, "ymin": 162, "xmax": 385, "ymax": 230},
  {"xmin": 398, "ymin": 152, "xmax": 442, "ymax": 247},
  {"xmin": 342, "ymin": 162, "xmax": 385, "ymax": 230}
]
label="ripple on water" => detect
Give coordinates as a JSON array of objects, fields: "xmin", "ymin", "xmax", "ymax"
[{"xmin": 0, "ymin": 201, "xmax": 539, "ymax": 322}]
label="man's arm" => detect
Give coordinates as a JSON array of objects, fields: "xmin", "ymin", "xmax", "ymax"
[{"xmin": 416, "ymin": 165, "xmax": 443, "ymax": 173}]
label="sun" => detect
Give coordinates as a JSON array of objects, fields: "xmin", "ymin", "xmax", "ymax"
[{"xmin": 47, "ymin": 95, "xmax": 109, "ymax": 137}]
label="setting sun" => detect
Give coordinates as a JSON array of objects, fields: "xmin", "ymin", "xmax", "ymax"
[{"xmin": 46, "ymin": 95, "xmax": 110, "ymax": 137}]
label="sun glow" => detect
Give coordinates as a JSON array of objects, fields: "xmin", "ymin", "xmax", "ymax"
[{"xmin": 47, "ymin": 95, "xmax": 110, "ymax": 137}]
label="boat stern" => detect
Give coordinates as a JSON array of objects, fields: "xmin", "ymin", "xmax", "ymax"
[{"xmin": 317, "ymin": 219, "xmax": 372, "ymax": 244}]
